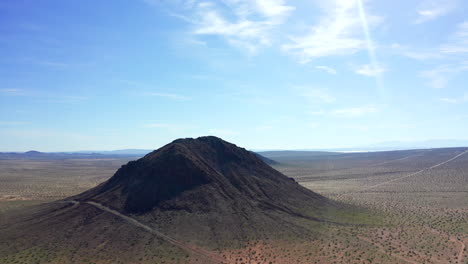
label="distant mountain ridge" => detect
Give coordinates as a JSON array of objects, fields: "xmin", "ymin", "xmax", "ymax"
[
  {"xmin": 0, "ymin": 151, "xmax": 143, "ymax": 160},
  {"xmin": 356, "ymin": 139, "xmax": 468, "ymax": 151},
  {"xmin": 73, "ymin": 149, "xmax": 154, "ymax": 155},
  {"xmin": 3, "ymin": 138, "xmax": 467, "ymax": 158},
  {"xmin": 257, "ymin": 139, "xmax": 468, "ymax": 153}
]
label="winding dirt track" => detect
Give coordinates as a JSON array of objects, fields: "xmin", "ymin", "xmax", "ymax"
[
  {"xmin": 65, "ymin": 200, "xmax": 226, "ymax": 264},
  {"xmin": 367, "ymin": 152, "xmax": 425, "ymax": 167},
  {"xmin": 341, "ymin": 149, "xmax": 468, "ymax": 195}
]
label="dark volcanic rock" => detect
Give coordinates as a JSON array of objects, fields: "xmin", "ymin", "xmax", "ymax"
[{"xmin": 76, "ymin": 136, "xmax": 327, "ymax": 216}]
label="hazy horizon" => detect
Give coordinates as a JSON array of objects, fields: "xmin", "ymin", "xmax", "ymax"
[{"xmin": 2, "ymin": 137, "xmax": 468, "ymax": 153}]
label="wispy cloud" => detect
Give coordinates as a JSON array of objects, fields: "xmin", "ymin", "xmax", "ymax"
[
  {"xmin": 356, "ymin": 0, "xmax": 386, "ymax": 95},
  {"xmin": 332, "ymin": 106, "xmax": 378, "ymax": 117},
  {"xmin": 182, "ymin": 37, "xmax": 207, "ymax": 46},
  {"xmin": 393, "ymin": 24, "xmax": 468, "ymax": 86},
  {"xmin": 440, "ymin": 21, "xmax": 468, "ymax": 54},
  {"xmin": 315, "ymin": 65, "xmax": 337, "ymax": 74},
  {"xmin": 282, "ymin": 0, "xmax": 382, "ymax": 63},
  {"xmin": 440, "ymin": 93, "xmax": 468, "ymax": 103},
  {"xmin": 146, "ymin": 92, "xmax": 190, "ymax": 101},
  {"xmin": 392, "ymin": 21, "xmax": 468, "ymax": 63},
  {"xmin": 37, "ymin": 60, "xmax": 71, "ymax": 68},
  {"xmin": 390, "ymin": 43, "xmax": 444, "ymax": 60},
  {"xmin": 420, "ymin": 62, "xmax": 468, "ymax": 88},
  {"xmin": 353, "ymin": 63, "xmax": 386, "ymax": 77},
  {"xmin": 415, "ymin": 0, "xmax": 457, "ymax": 24},
  {"xmin": 180, "ymin": 0, "xmax": 294, "ymax": 53},
  {"xmin": 392, "ymin": 21, "xmax": 468, "ymax": 62}
]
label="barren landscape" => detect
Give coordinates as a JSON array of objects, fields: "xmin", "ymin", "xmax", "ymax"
[
  {"xmin": 269, "ymin": 147, "xmax": 468, "ymax": 264},
  {"xmin": 0, "ymin": 145, "xmax": 467, "ymax": 264}
]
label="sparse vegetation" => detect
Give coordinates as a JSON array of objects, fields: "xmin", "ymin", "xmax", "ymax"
[
  {"xmin": 270, "ymin": 147, "xmax": 468, "ymax": 264},
  {"xmin": 0, "ymin": 146, "xmax": 466, "ymax": 263}
]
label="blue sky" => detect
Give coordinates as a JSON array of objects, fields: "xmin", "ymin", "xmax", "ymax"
[{"xmin": 0, "ymin": 0, "xmax": 467, "ymax": 151}]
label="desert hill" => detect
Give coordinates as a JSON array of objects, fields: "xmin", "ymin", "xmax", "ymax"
[
  {"xmin": 0, "ymin": 136, "xmax": 368, "ymax": 263},
  {"xmin": 75, "ymin": 136, "xmax": 325, "ymax": 214}
]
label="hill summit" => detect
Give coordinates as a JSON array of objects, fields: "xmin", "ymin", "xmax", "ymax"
[{"xmin": 75, "ymin": 136, "xmax": 328, "ymax": 217}]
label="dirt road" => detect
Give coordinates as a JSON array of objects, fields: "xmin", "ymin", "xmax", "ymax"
[
  {"xmin": 341, "ymin": 149, "xmax": 468, "ymax": 196},
  {"xmin": 63, "ymin": 200, "xmax": 226, "ymax": 264}
]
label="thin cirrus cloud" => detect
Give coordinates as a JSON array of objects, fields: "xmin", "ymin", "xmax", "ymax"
[
  {"xmin": 439, "ymin": 21, "xmax": 468, "ymax": 54},
  {"xmin": 353, "ymin": 63, "xmax": 386, "ymax": 77},
  {"xmin": 440, "ymin": 93, "xmax": 468, "ymax": 104},
  {"xmin": 315, "ymin": 65, "xmax": 337, "ymax": 74},
  {"xmin": 186, "ymin": 0, "xmax": 294, "ymax": 53},
  {"xmin": 282, "ymin": 0, "xmax": 382, "ymax": 63},
  {"xmin": 392, "ymin": 21, "xmax": 468, "ymax": 61},
  {"xmin": 152, "ymin": 0, "xmax": 383, "ymax": 65},
  {"xmin": 420, "ymin": 62, "xmax": 468, "ymax": 89},
  {"xmin": 414, "ymin": 0, "xmax": 457, "ymax": 24},
  {"xmin": 390, "ymin": 43, "xmax": 444, "ymax": 60},
  {"xmin": 413, "ymin": 22, "xmax": 468, "ymax": 89}
]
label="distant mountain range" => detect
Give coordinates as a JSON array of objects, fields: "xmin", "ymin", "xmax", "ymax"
[
  {"xmin": 2, "ymin": 139, "xmax": 467, "ymax": 159},
  {"xmin": 73, "ymin": 149, "xmax": 153, "ymax": 155},
  {"xmin": 260, "ymin": 139, "xmax": 468, "ymax": 152},
  {"xmin": 355, "ymin": 139, "xmax": 468, "ymax": 151},
  {"xmin": 0, "ymin": 150, "xmax": 145, "ymax": 160}
]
